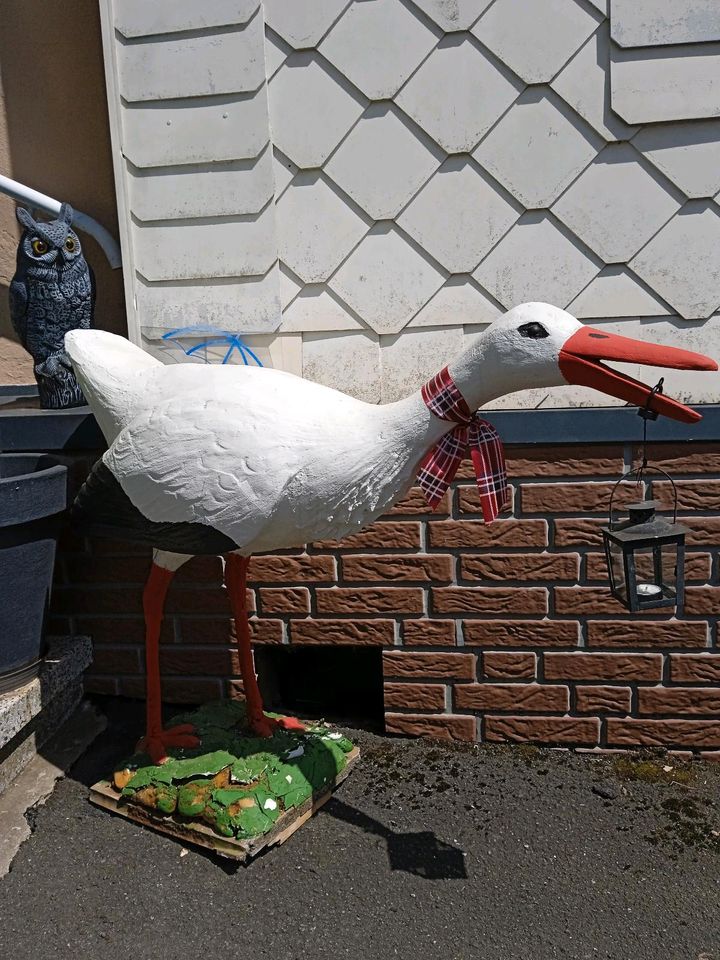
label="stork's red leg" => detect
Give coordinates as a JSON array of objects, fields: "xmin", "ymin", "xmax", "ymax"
[
  {"xmin": 136, "ymin": 561, "xmax": 200, "ymax": 763},
  {"xmin": 225, "ymin": 553, "xmax": 306, "ymax": 737}
]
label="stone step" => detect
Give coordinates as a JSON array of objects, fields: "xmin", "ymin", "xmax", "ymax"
[{"xmin": 0, "ymin": 636, "xmax": 92, "ymax": 796}]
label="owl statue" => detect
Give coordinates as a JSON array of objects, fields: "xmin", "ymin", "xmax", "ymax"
[{"xmin": 9, "ymin": 203, "xmax": 95, "ymax": 409}]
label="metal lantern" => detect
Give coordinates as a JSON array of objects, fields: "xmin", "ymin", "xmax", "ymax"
[
  {"xmin": 601, "ymin": 377, "xmax": 687, "ymax": 613},
  {"xmin": 602, "ymin": 495, "xmax": 687, "ymax": 613}
]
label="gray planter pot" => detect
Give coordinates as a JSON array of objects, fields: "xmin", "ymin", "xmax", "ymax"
[{"xmin": 0, "ymin": 454, "xmax": 68, "ymax": 693}]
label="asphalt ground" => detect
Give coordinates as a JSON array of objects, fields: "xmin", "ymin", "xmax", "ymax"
[{"xmin": 1, "ymin": 696, "xmax": 719, "ymax": 960}]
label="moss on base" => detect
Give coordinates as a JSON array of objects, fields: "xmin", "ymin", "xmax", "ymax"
[{"xmin": 113, "ymin": 702, "xmax": 354, "ymax": 840}]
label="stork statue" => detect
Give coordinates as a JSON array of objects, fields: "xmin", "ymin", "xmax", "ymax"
[{"xmin": 66, "ymin": 303, "xmax": 717, "ymax": 763}]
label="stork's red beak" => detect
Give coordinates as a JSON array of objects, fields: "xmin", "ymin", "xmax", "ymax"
[{"xmin": 559, "ymin": 326, "xmax": 718, "ymax": 423}]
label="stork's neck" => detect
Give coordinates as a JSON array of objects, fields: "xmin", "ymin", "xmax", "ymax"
[
  {"xmin": 383, "ymin": 331, "xmax": 504, "ymax": 454},
  {"xmin": 445, "ymin": 331, "xmax": 507, "ymax": 411}
]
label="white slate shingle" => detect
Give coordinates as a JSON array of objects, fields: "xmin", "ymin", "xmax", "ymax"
[
  {"xmin": 553, "ymin": 144, "xmax": 681, "ymax": 264},
  {"xmin": 303, "ymin": 331, "xmax": 381, "ymax": 403},
  {"xmin": 329, "ymin": 227, "xmax": 446, "ymax": 334},
  {"xmin": 116, "ymin": 16, "xmax": 265, "ymax": 102},
  {"xmin": 380, "ymin": 326, "xmax": 464, "ymax": 401},
  {"xmin": 473, "ymin": 0, "xmax": 599, "ymax": 85},
  {"xmin": 263, "ymin": 0, "xmax": 349, "ymax": 49},
  {"xmin": 630, "ymin": 205, "xmax": 720, "ymax": 320},
  {"xmin": 320, "ymin": 0, "xmax": 439, "ymax": 100},
  {"xmin": 396, "ymin": 37, "xmax": 522, "ymax": 153},
  {"xmin": 114, "ymin": 0, "xmax": 259, "ymax": 37},
  {"xmin": 272, "ymin": 150, "xmax": 296, "ymax": 198},
  {"xmin": 135, "ymin": 268, "xmax": 281, "ymax": 333},
  {"xmin": 633, "ymin": 120, "xmax": 720, "ymax": 200},
  {"xmin": 409, "ymin": 278, "xmax": 501, "ymax": 327},
  {"xmin": 324, "ymin": 105, "xmax": 443, "ymax": 220},
  {"xmin": 611, "ymin": 44, "xmax": 720, "ymax": 125},
  {"xmin": 268, "ymin": 54, "xmax": 365, "ymax": 168},
  {"xmin": 474, "ymin": 89, "xmax": 601, "ymax": 208},
  {"xmin": 567, "ymin": 266, "xmax": 672, "ymax": 318},
  {"xmin": 132, "ymin": 206, "xmax": 277, "ymax": 281},
  {"xmin": 281, "ymin": 288, "xmax": 365, "ymax": 332},
  {"xmin": 276, "ymin": 174, "xmax": 369, "ymax": 283},
  {"xmin": 128, "ymin": 151, "xmax": 274, "ymax": 221},
  {"xmin": 398, "ymin": 158, "xmax": 519, "ymax": 273},
  {"xmin": 611, "ymin": 0, "xmax": 720, "ymax": 47},
  {"xmin": 473, "ymin": 214, "xmax": 600, "ymax": 310},
  {"xmin": 121, "ymin": 93, "xmax": 270, "ymax": 168},
  {"xmin": 263, "ymin": 28, "xmax": 287, "ymax": 79},
  {"xmin": 552, "ymin": 26, "xmax": 639, "ymax": 142}
]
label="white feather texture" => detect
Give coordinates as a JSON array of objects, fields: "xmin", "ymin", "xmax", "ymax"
[
  {"xmin": 65, "ymin": 305, "xmax": 583, "ymax": 552},
  {"xmin": 105, "ymin": 365, "xmax": 435, "ymax": 551}
]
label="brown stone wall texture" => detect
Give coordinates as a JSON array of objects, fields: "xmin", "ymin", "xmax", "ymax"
[{"xmin": 50, "ymin": 441, "xmax": 720, "ymax": 757}]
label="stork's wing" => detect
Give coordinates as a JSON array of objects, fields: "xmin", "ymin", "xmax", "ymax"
[{"xmin": 104, "ymin": 387, "xmax": 319, "ymax": 550}]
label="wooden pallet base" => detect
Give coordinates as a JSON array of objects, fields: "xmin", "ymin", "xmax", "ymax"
[{"xmin": 89, "ymin": 747, "xmax": 359, "ymax": 862}]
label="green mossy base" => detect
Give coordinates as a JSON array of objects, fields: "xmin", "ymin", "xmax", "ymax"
[{"xmin": 112, "ymin": 701, "xmax": 355, "ymax": 841}]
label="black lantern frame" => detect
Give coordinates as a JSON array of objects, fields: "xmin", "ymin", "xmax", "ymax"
[
  {"xmin": 602, "ymin": 474, "xmax": 687, "ymax": 613},
  {"xmin": 601, "ymin": 378, "xmax": 688, "ymax": 613}
]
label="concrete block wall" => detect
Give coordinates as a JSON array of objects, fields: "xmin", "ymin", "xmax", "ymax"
[{"xmin": 50, "ymin": 440, "xmax": 720, "ymax": 754}]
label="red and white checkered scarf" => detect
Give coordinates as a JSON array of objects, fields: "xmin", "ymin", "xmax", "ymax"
[{"xmin": 417, "ymin": 366, "xmax": 508, "ymax": 522}]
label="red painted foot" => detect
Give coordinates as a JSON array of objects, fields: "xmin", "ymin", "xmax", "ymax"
[
  {"xmin": 137, "ymin": 723, "xmax": 200, "ymax": 764},
  {"xmin": 249, "ymin": 714, "xmax": 307, "ymax": 738}
]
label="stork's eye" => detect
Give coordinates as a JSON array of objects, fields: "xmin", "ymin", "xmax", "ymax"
[
  {"xmin": 31, "ymin": 238, "xmax": 48, "ymax": 255},
  {"xmin": 518, "ymin": 322, "xmax": 549, "ymax": 339},
  {"xmin": 65, "ymin": 237, "xmax": 76, "ymax": 252}
]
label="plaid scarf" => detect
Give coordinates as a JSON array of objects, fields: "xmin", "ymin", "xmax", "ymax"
[{"xmin": 417, "ymin": 366, "xmax": 508, "ymax": 522}]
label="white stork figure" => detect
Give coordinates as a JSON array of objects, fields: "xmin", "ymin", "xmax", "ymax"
[{"xmin": 66, "ymin": 303, "xmax": 716, "ymax": 762}]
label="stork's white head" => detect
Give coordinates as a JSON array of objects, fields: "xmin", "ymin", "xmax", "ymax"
[{"xmin": 450, "ymin": 302, "xmax": 717, "ymax": 423}]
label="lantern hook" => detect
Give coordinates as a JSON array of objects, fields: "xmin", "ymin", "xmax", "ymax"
[{"xmin": 608, "ymin": 378, "xmax": 677, "ymax": 526}]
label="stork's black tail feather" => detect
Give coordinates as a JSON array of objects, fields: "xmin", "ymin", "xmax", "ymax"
[{"xmin": 72, "ymin": 460, "xmax": 236, "ymax": 555}]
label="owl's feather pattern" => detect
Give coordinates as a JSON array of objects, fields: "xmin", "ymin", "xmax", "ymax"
[{"xmin": 9, "ymin": 203, "xmax": 95, "ymax": 408}]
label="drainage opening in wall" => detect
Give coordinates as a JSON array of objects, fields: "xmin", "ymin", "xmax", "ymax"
[{"xmin": 255, "ymin": 645, "xmax": 385, "ymax": 732}]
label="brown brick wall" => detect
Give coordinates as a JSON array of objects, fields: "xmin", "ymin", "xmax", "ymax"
[{"xmin": 50, "ymin": 441, "xmax": 720, "ymax": 753}]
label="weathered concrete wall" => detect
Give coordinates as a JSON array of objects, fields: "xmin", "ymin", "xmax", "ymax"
[{"xmin": 0, "ymin": 0, "xmax": 126, "ymax": 385}]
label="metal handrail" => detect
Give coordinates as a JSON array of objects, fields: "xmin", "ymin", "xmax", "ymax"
[{"xmin": 0, "ymin": 173, "xmax": 122, "ymax": 269}]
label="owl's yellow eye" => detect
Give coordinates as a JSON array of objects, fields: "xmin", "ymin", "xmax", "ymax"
[
  {"xmin": 65, "ymin": 237, "xmax": 76, "ymax": 252},
  {"xmin": 31, "ymin": 238, "xmax": 48, "ymax": 255}
]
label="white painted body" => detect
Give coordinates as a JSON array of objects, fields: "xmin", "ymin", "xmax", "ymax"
[{"xmin": 64, "ymin": 304, "xmax": 585, "ymax": 553}]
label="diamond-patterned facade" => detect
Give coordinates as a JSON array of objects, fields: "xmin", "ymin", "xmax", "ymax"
[
  {"xmin": 474, "ymin": 89, "xmax": 601, "ymax": 208},
  {"xmin": 473, "ymin": 215, "xmax": 601, "ymax": 310},
  {"xmin": 630, "ymin": 205, "xmax": 720, "ymax": 320},
  {"xmin": 276, "ymin": 173, "xmax": 369, "ymax": 283},
  {"xmin": 410, "ymin": 0, "xmax": 494, "ymax": 32},
  {"xmin": 329, "ymin": 227, "xmax": 446, "ymax": 334},
  {"xmin": 263, "ymin": 0, "xmax": 349, "ymax": 49},
  {"xmin": 398, "ymin": 158, "xmax": 520, "ymax": 273},
  {"xmin": 396, "ymin": 37, "xmax": 522, "ymax": 153},
  {"xmin": 410, "ymin": 279, "xmax": 501, "ymax": 327},
  {"xmin": 633, "ymin": 120, "xmax": 720, "ymax": 200},
  {"xmin": 567, "ymin": 266, "xmax": 672, "ymax": 318},
  {"xmin": 553, "ymin": 144, "xmax": 682, "ymax": 263},
  {"xmin": 107, "ymin": 0, "xmax": 720, "ymax": 404},
  {"xmin": 473, "ymin": 0, "xmax": 599, "ymax": 84},
  {"xmin": 268, "ymin": 54, "xmax": 365, "ymax": 168},
  {"xmin": 319, "ymin": 0, "xmax": 438, "ymax": 100},
  {"xmin": 324, "ymin": 105, "xmax": 443, "ymax": 219}
]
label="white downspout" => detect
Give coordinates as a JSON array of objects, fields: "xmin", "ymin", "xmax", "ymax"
[{"xmin": 0, "ymin": 174, "xmax": 122, "ymax": 270}]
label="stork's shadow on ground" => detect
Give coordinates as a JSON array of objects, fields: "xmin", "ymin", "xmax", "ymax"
[
  {"xmin": 323, "ymin": 798, "xmax": 468, "ymax": 880},
  {"xmin": 69, "ymin": 697, "xmax": 467, "ymax": 879}
]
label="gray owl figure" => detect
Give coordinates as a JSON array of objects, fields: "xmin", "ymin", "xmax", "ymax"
[{"xmin": 9, "ymin": 203, "xmax": 95, "ymax": 408}]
